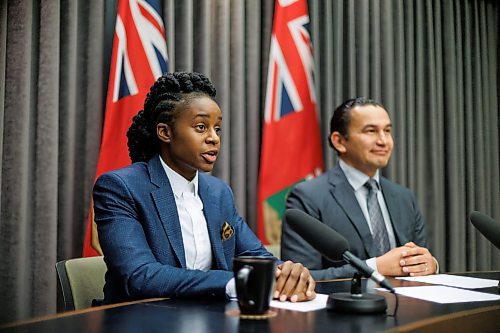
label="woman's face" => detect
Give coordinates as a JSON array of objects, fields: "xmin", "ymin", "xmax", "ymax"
[{"xmin": 158, "ymin": 96, "xmax": 222, "ymax": 180}]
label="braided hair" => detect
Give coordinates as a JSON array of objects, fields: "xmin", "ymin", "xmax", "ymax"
[{"xmin": 127, "ymin": 72, "xmax": 217, "ymax": 163}]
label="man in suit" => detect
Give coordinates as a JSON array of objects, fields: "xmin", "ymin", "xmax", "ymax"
[{"xmin": 281, "ymin": 97, "xmax": 438, "ymax": 280}]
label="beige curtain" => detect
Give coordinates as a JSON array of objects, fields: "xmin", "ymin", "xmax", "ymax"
[{"xmin": 0, "ymin": 0, "xmax": 498, "ymax": 324}]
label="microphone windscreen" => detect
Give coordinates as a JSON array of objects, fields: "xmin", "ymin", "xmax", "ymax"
[
  {"xmin": 470, "ymin": 211, "xmax": 500, "ymax": 249},
  {"xmin": 283, "ymin": 209, "xmax": 349, "ymax": 260}
]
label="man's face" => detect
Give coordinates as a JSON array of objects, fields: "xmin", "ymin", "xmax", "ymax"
[{"xmin": 334, "ymin": 105, "xmax": 393, "ymax": 177}]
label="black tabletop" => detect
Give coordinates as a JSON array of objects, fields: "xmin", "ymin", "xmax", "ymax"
[{"xmin": 2, "ymin": 272, "xmax": 499, "ymax": 333}]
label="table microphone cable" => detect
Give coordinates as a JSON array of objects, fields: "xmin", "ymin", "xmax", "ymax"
[{"xmin": 387, "ymin": 290, "xmax": 399, "ymax": 319}]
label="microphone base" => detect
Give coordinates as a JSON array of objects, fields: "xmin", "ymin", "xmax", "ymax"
[{"xmin": 327, "ymin": 292, "xmax": 387, "ymax": 314}]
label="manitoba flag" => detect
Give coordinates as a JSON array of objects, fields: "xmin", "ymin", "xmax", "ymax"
[
  {"xmin": 83, "ymin": 0, "xmax": 168, "ymax": 256},
  {"xmin": 257, "ymin": 0, "xmax": 323, "ymax": 245}
]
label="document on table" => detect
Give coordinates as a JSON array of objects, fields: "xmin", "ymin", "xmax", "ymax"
[
  {"xmin": 270, "ymin": 293, "xmax": 329, "ymax": 312},
  {"xmin": 378, "ymin": 285, "xmax": 500, "ymax": 304},
  {"xmin": 396, "ymin": 274, "xmax": 499, "ymax": 289}
]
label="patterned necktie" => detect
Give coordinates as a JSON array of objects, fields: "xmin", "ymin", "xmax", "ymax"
[{"xmin": 364, "ymin": 179, "xmax": 390, "ymax": 256}]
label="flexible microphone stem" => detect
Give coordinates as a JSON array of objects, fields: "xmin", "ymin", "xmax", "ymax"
[{"xmin": 343, "ymin": 252, "xmax": 395, "ymax": 292}]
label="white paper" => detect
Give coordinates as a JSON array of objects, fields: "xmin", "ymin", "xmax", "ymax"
[
  {"xmin": 270, "ymin": 293, "xmax": 329, "ymax": 312},
  {"xmin": 396, "ymin": 274, "xmax": 499, "ymax": 289},
  {"xmin": 378, "ymin": 285, "xmax": 500, "ymax": 304}
]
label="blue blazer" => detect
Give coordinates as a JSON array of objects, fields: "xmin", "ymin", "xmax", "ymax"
[
  {"xmin": 281, "ymin": 164, "xmax": 428, "ymax": 280},
  {"xmin": 93, "ymin": 155, "xmax": 271, "ymax": 304}
]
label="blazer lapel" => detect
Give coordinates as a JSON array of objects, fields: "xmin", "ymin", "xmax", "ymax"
[
  {"xmin": 329, "ymin": 166, "xmax": 378, "ymax": 257},
  {"xmin": 148, "ymin": 156, "xmax": 187, "ymax": 268},
  {"xmin": 380, "ymin": 178, "xmax": 407, "ymax": 246},
  {"xmin": 198, "ymin": 174, "xmax": 228, "ymax": 271}
]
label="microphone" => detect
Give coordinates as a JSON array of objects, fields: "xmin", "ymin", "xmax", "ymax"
[
  {"xmin": 284, "ymin": 208, "xmax": 394, "ymax": 314},
  {"xmin": 470, "ymin": 211, "xmax": 500, "ymax": 291},
  {"xmin": 284, "ymin": 208, "xmax": 394, "ymax": 292},
  {"xmin": 470, "ymin": 211, "xmax": 500, "ymax": 249}
]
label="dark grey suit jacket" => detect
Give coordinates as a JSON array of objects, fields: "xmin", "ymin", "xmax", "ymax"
[{"xmin": 281, "ymin": 164, "xmax": 428, "ymax": 280}]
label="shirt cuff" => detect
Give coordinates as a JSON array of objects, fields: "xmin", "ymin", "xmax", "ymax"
[
  {"xmin": 366, "ymin": 257, "xmax": 378, "ymax": 271},
  {"xmin": 433, "ymin": 257, "xmax": 440, "ymax": 274},
  {"xmin": 226, "ymin": 277, "xmax": 237, "ymax": 299}
]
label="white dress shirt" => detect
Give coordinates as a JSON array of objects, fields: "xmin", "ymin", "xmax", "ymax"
[
  {"xmin": 160, "ymin": 157, "xmax": 212, "ymax": 271},
  {"xmin": 339, "ymin": 159, "xmax": 397, "ymax": 270}
]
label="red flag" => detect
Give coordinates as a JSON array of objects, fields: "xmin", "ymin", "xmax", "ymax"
[
  {"xmin": 83, "ymin": 0, "xmax": 168, "ymax": 256},
  {"xmin": 257, "ymin": 0, "xmax": 324, "ymax": 245}
]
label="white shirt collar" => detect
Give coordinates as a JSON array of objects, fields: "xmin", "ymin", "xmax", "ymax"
[
  {"xmin": 159, "ymin": 156, "xmax": 199, "ymax": 198},
  {"xmin": 339, "ymin": 158, "xmax": 380, "ymax": 191}
]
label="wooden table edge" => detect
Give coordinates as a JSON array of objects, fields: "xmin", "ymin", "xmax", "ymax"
[{"xmin": 0, "ymin": 298, "xmax": 167, "ymax": 329}]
